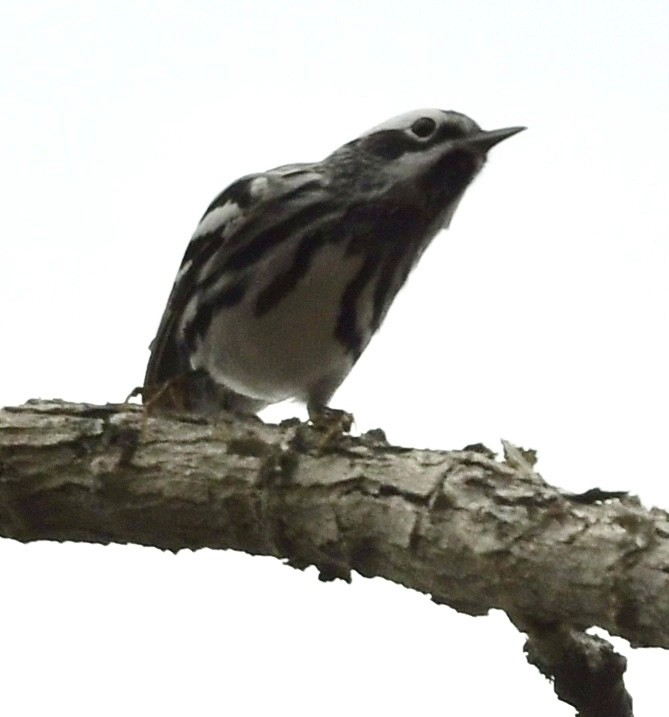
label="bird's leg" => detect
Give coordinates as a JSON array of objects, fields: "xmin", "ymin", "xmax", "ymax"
[{"xmin": 308, "ymin": 403, "xmax": 354, "ymax": 436}]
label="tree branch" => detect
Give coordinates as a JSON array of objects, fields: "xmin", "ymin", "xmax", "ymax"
[{"xmin": 1, "ymin": 400, "xmax": 667, "ymax": 715}]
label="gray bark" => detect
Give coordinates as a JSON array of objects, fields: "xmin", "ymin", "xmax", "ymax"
[{"xmin": 1, "ymin": 399, "xmax": 667, "ymax": 716}]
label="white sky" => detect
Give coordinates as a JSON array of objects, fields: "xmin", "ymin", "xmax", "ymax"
[{"xmin": 1, "ymin": 1, "xmax": 667, "ymax": 715}]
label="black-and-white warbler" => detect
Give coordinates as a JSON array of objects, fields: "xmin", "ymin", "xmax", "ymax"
[{"xmin": 143, "ymin": 109, "xmax": 524, "ymax": 421}]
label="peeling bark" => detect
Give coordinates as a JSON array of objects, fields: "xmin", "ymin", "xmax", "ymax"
[{"xmin": 1, "ymin": 399, "xmax": 667, "ymax": 715}]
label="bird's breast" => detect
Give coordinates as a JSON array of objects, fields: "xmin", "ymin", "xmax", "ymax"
[{"xmin": 192, "ymin": 241, "xmax": 368, "ymax": 403}]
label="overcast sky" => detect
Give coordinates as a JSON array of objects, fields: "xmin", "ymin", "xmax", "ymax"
[{"xmin": 1, "ymin": 2, "xmax": 667, "ymax": 715}]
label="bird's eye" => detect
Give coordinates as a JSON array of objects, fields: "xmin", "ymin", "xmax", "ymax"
[{"xmin": 411, "ymin": 117, "xmax": 437, "ymax": 138}]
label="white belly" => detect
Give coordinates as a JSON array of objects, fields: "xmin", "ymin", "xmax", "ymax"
[{"xmin": 193, "ymin": 242, "xmax": 365, "ymax": 404}]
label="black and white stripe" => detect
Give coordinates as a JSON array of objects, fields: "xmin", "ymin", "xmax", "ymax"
[{"xmin": 144, "ymin": 109, "xmax": 524, "ymax": 416}]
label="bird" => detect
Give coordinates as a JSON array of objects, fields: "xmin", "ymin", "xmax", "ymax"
[{"xmin": 142, "ymin": 108, "xmax": 524, "ymax": 424}]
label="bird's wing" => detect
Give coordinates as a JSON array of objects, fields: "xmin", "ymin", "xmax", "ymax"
[{"xmin": 143, "ymin": 165, "xmax": 324, "ymax": 394}]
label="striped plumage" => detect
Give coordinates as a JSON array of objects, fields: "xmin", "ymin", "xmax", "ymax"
[{"xmin": 143, "ymin": 109, "xmax": 524, "ymax": 419}]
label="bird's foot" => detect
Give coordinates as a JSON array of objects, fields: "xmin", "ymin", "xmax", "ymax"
[{"xmin": 307, "ymin": 405, "xmax": 354, "ymax": 450}]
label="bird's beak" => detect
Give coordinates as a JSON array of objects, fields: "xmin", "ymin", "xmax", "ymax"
[{"xmin": 461, "ymin": 126, "xmax": 526, "ymax": 152}]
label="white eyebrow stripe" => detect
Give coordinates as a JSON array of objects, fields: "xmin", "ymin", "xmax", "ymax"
[{"xmin": 363, "ymin": 108, "xmax": 444, "ymax": 134}]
